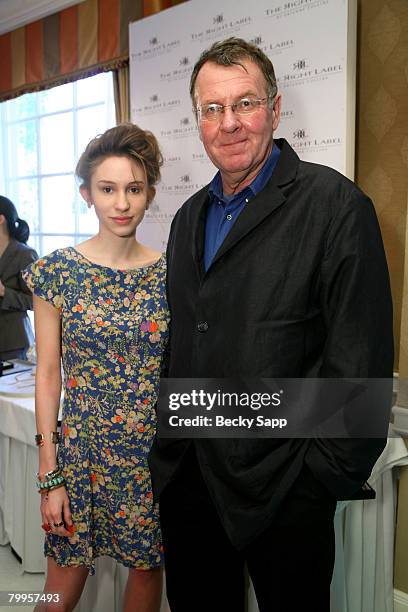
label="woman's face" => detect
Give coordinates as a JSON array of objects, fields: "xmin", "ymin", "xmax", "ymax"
[{"xmin": 80, "ymin": 155, "xmax": 151, "ymax": 238}]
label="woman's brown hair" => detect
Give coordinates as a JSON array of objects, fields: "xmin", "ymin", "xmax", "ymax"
[{"xmin": 76, "ymin": 123, "xmax": 163, "ymax": 197}]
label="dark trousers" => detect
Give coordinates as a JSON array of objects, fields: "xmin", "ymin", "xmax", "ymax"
[{"xmin": 159, "ymin": 444, "xmax": 336, "ymax": 612}]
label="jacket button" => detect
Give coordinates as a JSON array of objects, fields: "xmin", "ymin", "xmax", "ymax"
[{"xmin": 197, "ymin": 321, "xmax": 209, "ymax": 333}]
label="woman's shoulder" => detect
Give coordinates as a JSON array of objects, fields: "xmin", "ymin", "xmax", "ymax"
[
  {"xmin": 22, "ymin": 247, "xmax": 76, "ymax": 306},
  {"xmin": 6, "ymin": 239, "xmax": 38, "ymax": 263},
  {"xmin": 23, "ymin": 247, "xmax": 78, "ymax": 285},
  {"xmin": 146, "ymin": 251, "xmax": 166, "ymax": 273},
  {"xmin": 130, "ymin": 246, "xmax": 166, "ymax": 274},
  {"xmin": 34, "ymin": 246, "xmax": 78, "ymax": 268}
]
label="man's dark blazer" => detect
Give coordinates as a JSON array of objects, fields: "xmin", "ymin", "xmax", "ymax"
[
  {"xmin": 149, "ymin": 138, "xmax": 394, "ymax": 550},
  {"xmin": 0, "ymin": 239, "xmax": 38, "ymax": 358}
]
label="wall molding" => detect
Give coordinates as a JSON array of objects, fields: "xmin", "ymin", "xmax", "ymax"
[
  {"xmin": 394, "ymin": 589, "xmax": 408, "ymax": 612},
  {"xmin": 0, "ymin": 0, "xmax": 84, "ymax": 36}
]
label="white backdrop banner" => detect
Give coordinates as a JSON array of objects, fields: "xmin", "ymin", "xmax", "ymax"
[{"xmin": 130, "ymin": 0, "xmax": 354, "ymax": 251}]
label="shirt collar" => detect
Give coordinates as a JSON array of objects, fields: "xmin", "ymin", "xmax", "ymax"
[
  {"xmin": 249, "ymin": 142, "xmax": 280, "ymax": 196},
  {"xmin": 208, "ymin": 142, "xmax": 280, "ymax": 203}
]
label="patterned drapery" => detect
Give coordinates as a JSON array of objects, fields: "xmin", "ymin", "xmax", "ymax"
[{"xmin": 0, "ymin": 0, "xmax": 187, "ymax": 102}]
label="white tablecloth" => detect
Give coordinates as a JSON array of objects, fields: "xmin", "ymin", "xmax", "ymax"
[
  {"xmin": 1, "ymin": 388, "xmax": 407, "ymax": 611},
  {"xmin": 330, "ymin": 434, "xmax": 408, "ymax": 612},
  {"xmin": 0, "ymin": 392, "xmax": 45, "ymax": 573}
]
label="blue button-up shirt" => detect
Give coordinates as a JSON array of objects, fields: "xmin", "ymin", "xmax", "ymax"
[{"xmin": 204, "ymin": 144, "xmax": 281, "ymax": 271}]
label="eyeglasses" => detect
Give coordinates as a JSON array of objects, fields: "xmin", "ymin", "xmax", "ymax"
[{"xmin": 195, "ymin": 96, "xmax": 274, "ymax": 122}]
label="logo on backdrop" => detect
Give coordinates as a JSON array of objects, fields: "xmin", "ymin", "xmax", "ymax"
[
  {"xmin": 277, "ymin": 59, "xmax": 343, "ymax": 88},
  {"xmin": 131, "ymin": 36, "xmax": 181, "ymax": 61},
  {"xmin": 293, "ymin": 128, "xmax": 309, "ymax": 140},
  {"xmin": 293, "ymin": 59, "xmax": 308, "ymax": 70},
  {"xmin": 192, "ymin": 152, "xmax": 209, "ymax": 164},
  {"xmin": 250, "ymin": 35, "xmax": 295, "ymax": 56},
  {"xmin": 163, "ymin": 155, "xmax": 182, "ymax": 166},
  {"xmin": 190, "ymin": 12, "xmax": 252, "ymax": 42},
  {"xmin": 160, "ymin": 118, "xmax": 198, "ymax": 140},
  {"xmin": 290, "ymin": 129, "xmax": 342, "ymax": 153},
  {"xmin": 144, "ymin": 199, "xmax": 174, "ymax": 222},
  {"xmin": 265, "ymin": 0, "xmax": 329, "ymax": 20},
  {"xmin": 160, "ymin": 176, "xmax": 208, "ymax": 196},
  {"xmin": 133, "ymin": 95, "xmax": 182, "ymax": 117},
  {"xmin": 160, "ymin": 56, "xmax": 193, "ymax": 82}
]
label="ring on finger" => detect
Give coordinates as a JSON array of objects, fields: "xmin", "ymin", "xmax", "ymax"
[{"xmin": 53, "ymin": 521, "xmax": 64, "ymax": 528}]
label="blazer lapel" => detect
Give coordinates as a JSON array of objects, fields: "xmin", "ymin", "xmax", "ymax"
[
  {"xmin": 209, "ymin": 139, "xmax": 299, "ymax": 269},
  {"xmin": 189, "ymin": 188, "xmax": 210, "ymax": 281},
  {"xmin": 210, "ymin": 183, "xmax": 286, "ymax": 268}
]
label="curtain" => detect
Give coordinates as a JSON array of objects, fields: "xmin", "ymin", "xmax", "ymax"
[
  {"xmin": 113, "ymin": 64, "xmax": 130, "ymax": 124},
  {"xmin": 0, "ymin": 0, "xmax": 187, "ymax": 103}
]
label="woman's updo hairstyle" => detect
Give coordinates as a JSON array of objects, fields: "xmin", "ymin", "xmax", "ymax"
[
  {"xmin": 75, "ymin": 123, "xmax": 163, "ymax": 199},
  {"xmin": 0, "ymin": 196, "xmax": 30, "ymax": 243}
]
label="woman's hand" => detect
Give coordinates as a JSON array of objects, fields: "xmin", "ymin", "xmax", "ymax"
[{"xmin": 41, "ymin": 486, "xmax": 75, "ymax": 538}]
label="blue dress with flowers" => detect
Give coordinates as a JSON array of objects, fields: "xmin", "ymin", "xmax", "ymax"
[{"xmin": 23, "ymin": 247, "xmax": 169, "ymax": 574}]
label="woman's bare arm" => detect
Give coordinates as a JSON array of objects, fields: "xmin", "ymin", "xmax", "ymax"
[{"xmin": 33, "ymin": 295, "xmax": 73, "ymax": 537}]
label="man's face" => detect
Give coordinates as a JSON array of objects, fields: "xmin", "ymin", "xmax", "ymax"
[{"xmin": 194, "ymin": 59, "xmax": 281, "ymax": 192}]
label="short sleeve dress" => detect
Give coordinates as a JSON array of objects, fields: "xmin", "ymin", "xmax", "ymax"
[{"xmin": 23, "ymin": 247, "xmax": 169, "ymax": 574}]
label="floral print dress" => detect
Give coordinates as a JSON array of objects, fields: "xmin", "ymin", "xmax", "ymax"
[{"xmin": 23, "ymin": 247, "xmax": 169, "ymax": 574}]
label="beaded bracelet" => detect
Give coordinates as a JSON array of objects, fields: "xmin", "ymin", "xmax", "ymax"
[
  {"xmin": 37, "ymin": 475, "xmax": 65, "ymax": 490},
  {"xmin": 37, "ymin": 475, "xmax": 66, "ymax": 492}
]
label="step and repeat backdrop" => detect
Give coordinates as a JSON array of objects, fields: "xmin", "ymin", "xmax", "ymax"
[{"xmin": 129, "ymin": 0, "xmax": 355, "ymax": 250}]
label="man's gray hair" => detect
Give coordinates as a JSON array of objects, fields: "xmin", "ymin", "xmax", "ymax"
[{"xmin": 189, "ymin": 37, "xmax": 278, "ymax": 108}]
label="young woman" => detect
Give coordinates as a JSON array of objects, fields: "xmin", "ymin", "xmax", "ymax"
[
  {"xmin": 0, "ymin": 196, "xmax": 38, "ymax": 361},
  {"xmin": 23, "ymin": 124, "xmax": 169, "ymax": 612}
]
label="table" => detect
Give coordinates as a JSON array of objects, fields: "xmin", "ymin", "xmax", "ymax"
[
  {"xmin": 0, "ymin": 378, "xmax": 44, "ymax": 573},
  {"xmin": 1, "ymin": 384, "xmax": 407, "ymax": 611},
  {"xmin": 330, "ymin": 433, "xmax": 408, "ymax": 612}
]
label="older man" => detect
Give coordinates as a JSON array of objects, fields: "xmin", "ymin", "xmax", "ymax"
[{"xmin": 149, "ymin": 38, "xmax": 393, "ymax": 611}]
